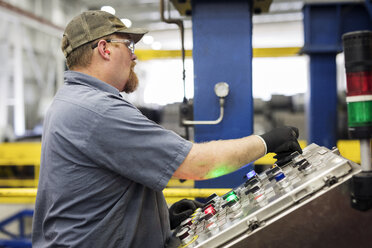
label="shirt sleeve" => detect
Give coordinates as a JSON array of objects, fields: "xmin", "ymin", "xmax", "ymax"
[{"xmin": 83, "ymin": 99, "xmax": 193, "ymax": 191}]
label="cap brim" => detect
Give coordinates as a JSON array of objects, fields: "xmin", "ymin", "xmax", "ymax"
[{"xmin": 116, "ymin": 27, "xmax": 148, "ymax": 43}]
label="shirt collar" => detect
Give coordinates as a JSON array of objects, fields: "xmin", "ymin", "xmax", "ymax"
[{"xmin": 64, "ymin": 70, "xmax": 121, "ymax": 96}]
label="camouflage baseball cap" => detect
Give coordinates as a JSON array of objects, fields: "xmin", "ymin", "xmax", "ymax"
[{"xmin": 62, "ymin": 10, "xmax": 148, "ymax": 57}]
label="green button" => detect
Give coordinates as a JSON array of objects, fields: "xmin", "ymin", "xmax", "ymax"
[
  {"xmin": 226, "ymin": 193, "xmax": 239, "ymax": 202},
  {"xmin": 347, "ymin": 101, "xmax": 372, "ymax": 127}
]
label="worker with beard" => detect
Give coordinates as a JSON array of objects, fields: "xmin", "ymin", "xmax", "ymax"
[{"xmin": 32, "ymin": 10, "xmax": 302, "ymax": 248}]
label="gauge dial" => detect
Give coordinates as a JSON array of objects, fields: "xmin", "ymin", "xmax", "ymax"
[{"xmin": 214, "ymin": 82, "xmax": 229, "ymax": 98}]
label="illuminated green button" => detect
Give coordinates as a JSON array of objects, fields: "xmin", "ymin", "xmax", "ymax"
[
  {"xmin": 223, "ymin": 191, "xmax": 236, "ymax": 200},
  {"xmin": 226, "ymin": 193, "xmax": 239, "ymax": 202},
  {"xmin": 347, "ymin": 101, "xmax": 372, "ymax": 126}
]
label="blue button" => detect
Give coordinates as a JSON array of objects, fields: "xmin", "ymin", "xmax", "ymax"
[
  {"xmin": 275, "ymin": 172, "xmax": 285, "ymax": 182},
  {"xmin": 246, "ymin": 170, "xmax": 256, "ymax": 180}
]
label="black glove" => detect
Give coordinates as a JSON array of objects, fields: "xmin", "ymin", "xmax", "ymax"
[
  {"xmin": 260, "ymin": 126, "xmax": 302, "ymax": 156},
  {"xmin": 169, "ymin": 199, "xmax": 204, "ymax": 230},
  {"xmin": 273, "ymin": 149, "xmax": 302, "ymax": 167}
]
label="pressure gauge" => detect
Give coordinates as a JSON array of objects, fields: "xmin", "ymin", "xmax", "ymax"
[{"xmin": 214, "ymin": 82, "xmax": 229, "ymax": 98}]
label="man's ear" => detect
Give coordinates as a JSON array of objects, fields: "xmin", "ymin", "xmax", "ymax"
[{"xmin": 96, "ymin": 40, "xmax": 110, "ymax": 60}]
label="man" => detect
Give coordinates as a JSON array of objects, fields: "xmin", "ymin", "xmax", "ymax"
[{"xmin": 32, "ymin": 10, "xmax": 302, "ymax": 248}]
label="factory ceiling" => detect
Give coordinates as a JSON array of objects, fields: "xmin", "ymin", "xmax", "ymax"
[{"xmin": 75, "ymin": 0, "xmax": 308, "ymax": 31}]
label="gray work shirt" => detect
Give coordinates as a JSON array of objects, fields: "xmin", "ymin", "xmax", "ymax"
[{"xmin": 32, "ymin": 71, "xmax": 193, "ymax": 248}]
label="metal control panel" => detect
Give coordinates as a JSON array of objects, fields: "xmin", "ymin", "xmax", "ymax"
[{"xmin": 175, "ymin": 143, "xmax": 361, "ymax": 248}]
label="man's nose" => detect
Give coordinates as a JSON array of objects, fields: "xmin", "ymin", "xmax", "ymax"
[{"xmin": 131, "ymin": 53, "xmax": 137, "ymax": 61}]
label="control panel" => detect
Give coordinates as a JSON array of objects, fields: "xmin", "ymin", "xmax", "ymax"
[{"xmin": 174, "ymin": 143, "xmax": 360, "ymax": 248}]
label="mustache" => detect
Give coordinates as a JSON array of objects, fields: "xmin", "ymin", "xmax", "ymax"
[
  {"xmin": 124, "ymin": 61, "xmax": 139, "ymax": 93},
  {"xmin": 130, "ymin": 61, "xmax": 136, "ymax": 70}
]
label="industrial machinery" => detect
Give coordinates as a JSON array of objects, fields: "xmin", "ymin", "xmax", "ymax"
[
  {"xmin": 342, "ymin": 30, "xmax": 372, "ymax": 211},
  {"xmin": 172, "ymin": 143, "xmax": 370, "ymax": 248}
]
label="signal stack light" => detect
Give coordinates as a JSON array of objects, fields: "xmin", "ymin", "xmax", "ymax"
[{"xmin": 342, "ymin": 30, "xmax": 372, "ymax": 211}]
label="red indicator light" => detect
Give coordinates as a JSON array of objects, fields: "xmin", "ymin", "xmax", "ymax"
[
  {"xmin": 346, "ymin": 71, "xmax": 372, "ymax": 96},
  {"xmin": 204, "ymin": 205, "xmax": 216, "ymax": 215}
]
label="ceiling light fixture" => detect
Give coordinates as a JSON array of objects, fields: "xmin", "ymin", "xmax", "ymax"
[
  {"xmin": 151, "ymin": 41, "xmax": 162, "ymax": 50},
  {"xmin": 101, "ymin": 6, "xmax": 115, "ymax": 15},
  {"xmin": 120, "ymin": 18, "xmax": 132, "ymax": 28},
  {"xmin": 143, "ymin": 35, "xmax": 154, "ymax": 45}
]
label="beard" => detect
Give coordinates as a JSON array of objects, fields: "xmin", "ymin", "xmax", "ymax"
[{"xmin": 123, "ymin": 61, "xmax": 139, "ymax": 93}]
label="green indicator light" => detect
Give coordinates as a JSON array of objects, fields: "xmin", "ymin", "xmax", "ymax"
[
  {"xmin": 222, "ymin": 191, "xmax": 236, "ymax": 200},
  {"xmin": 347, "ymin": 101, "xmax": 372, "ymax": 127},
  {"xmin": 206, "ymin": 165, "xmax": 235, "ymax": 179},
  {"xmin": 226, "ymin": 194, "xmax": 239, "ymax": 202}
]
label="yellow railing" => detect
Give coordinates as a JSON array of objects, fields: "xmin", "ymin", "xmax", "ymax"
[
  {"xmin": 0, "ymin": 140, "xmax": 363, "ymax": 204},
  {"xmin": 0, "ymin": 188, "xmax": 231, "ymax": 205},
  {"xmin": 135, "ymin": 47, "xmax": 302, "ymax": 61},
  {"xmin": 0, "ymin": 142, "xmax": 41, "ymax": 188}
]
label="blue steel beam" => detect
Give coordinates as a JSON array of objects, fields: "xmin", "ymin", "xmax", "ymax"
[
  {"xmin": 192, "ymin": 0, "xmax": 254, "ymax": 188},
  {"xmin": 0, "ymin": 209, "xmax": 33, "ymax": 246},
  {"xmin": 307, "ymin": 54, "xmax": 338, "ymax": 148},
  {"xmin": 364, "ymin": 0, "xmax": 372, "ymax": 18},
  {"xmin": 303, "ymin": 2, "xmax": 372, "ymax": 148}
]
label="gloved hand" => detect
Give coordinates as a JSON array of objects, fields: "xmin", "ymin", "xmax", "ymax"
[
  {"xmin": 169, "ymin": 199, "xmax": 204, "ymax": 230},
  {"xmin": 260, "ymin": 126, "xmax": 302, "ymax": 157}
]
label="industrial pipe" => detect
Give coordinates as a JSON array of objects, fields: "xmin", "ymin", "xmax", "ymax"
[
  {"xmin": 182, "ymin": 99, "xmax": 225, "ymax": 125},
  {"xmin": 160, "ymin": 0, "xmax": 186, "ymax": 97}
]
